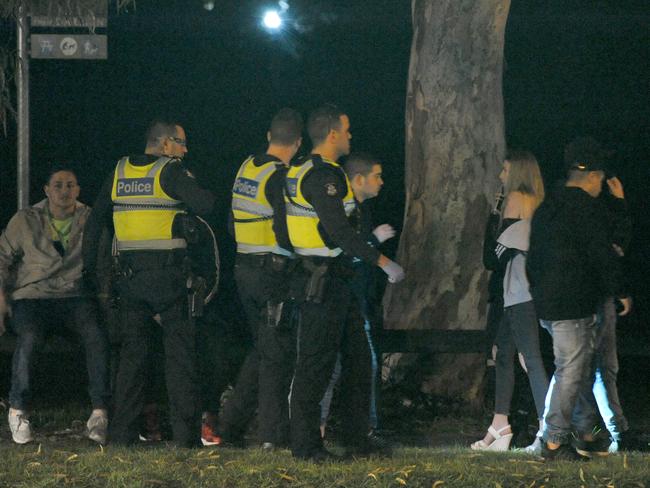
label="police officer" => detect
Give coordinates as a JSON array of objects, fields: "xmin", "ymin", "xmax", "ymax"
[
  {"xmin": 83, "ymin": 120, "xmax": 215, "ymax": 447},
  {"xmin": 216, "ymin": 108, "xmax": 303, "ymax": 448},
  {"xmin": 285, "ymin": 104, "xmax": 405, "ymax": 461}
]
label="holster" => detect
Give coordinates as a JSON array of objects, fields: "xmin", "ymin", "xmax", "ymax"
[
  {"xmin": 188, "ymin": 276, "xmax": 207, "ymax": 318},
  {"xmin": 266, "ymin": 297, "xmax": 299, "ymax": 331},
  {"xmin": 301, "ymin": 258, "xmax": 331, "ymax": 304}
]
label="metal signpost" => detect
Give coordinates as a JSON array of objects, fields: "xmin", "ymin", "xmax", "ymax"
[{"xmin": 15, "ymin": 0, "xmax": 107, "ymax": 210}]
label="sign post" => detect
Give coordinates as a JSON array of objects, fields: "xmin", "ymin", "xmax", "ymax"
[
  {"xmin": 14, "ymin": 0, "xmax": 108, "ymax": 210},
  {"xmin": 16, "ymin": 2, "xmax": 30, "ymax": 210}
]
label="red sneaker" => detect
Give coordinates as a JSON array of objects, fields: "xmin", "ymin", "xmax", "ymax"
[{"xmin": 201, "ymin": 422, "xmax": 222, "ymax": 446}]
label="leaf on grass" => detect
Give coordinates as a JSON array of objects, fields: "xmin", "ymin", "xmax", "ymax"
[
  {"xmin": 432, "ymin": 481, "xmax": 444, "ymax": 488},
  {"xmin": 278, "ymin": 473, "xmax": 297, "ymax": 482},
  {"xmin": 115, "ymin": 456, "xmax": 129, "ymax": 464},
  {"xmin": 35, "ymin": 444, "xmax": 42, "ymax": 455},
  {"xmin": 526, "ymin": 481, "xmax": 536, "ymax": 488},
  {"xmin": 26, "ymin": 462, "xmax": 41, "ymax": 468},
  {"xmin": 66, "ymin": 454, "xmax": 78, "ymax": 462},
  {"xmin": 395, "ymin": 477, "xmax": 407, "ymax": 485},
  {"xmin": 623, "ymin": 454, "xmax": 628, "ymax": 469},
  {"xmin": 495, "ymin": 482, "xmax": 503, "ymax": 488},
  {"xmin": 367, "ymin": 473, "xmax": 378, "ymax": 481},
  {"xmin": 579, "ymin": 468, "xmax": 585, "ymax": 482},
  {"xmin": 206, "ymin": 465, "xmax": 218, "ymax": 470}
]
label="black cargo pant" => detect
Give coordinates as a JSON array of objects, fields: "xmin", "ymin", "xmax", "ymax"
[
  {"xmin": 108, "ymin": 251, "xmax": 200, "ymax": 447},
  {"xmin": 220, "ymin": 252, "xmax": 294, "ymax": 445},
  {"xmin": 290, "ymin": 257, "xmax": 372, "ymax": 458}
]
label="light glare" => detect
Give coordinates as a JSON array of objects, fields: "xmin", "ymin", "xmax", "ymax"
[{"xmin": 263, "ymin": 10, "xmax": 283, "ymax": 30}]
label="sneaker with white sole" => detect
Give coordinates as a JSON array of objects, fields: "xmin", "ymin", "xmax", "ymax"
[
  {"xmin": 523, "ymin": 436, "xmax": 543, "ymax": 455},
  {"xmin": 86, "ymin": 411, "xmax": 108, "ymax": 444},
  {"xmin": 8, "ymin": 410, "xmax": 33, "ymax": 444}
]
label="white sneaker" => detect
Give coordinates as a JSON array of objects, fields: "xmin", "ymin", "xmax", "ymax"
[
  {"xmin": 523, "ymin": 436, "xmax": 543, "ymax": 455},
  {"xmin": 86, "ymin": 411, "xmax": 108, "ymax": 444},
  {"xmin": 8, "ymin": 410, "xmax": 33, "ymax": 444}
]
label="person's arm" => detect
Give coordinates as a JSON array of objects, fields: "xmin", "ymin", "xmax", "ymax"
[
  {"xmin": 160, "ymin": 162, "xmax": 215, "ymax": 217},
  {"xmin": 482, "ymin": 213, "xmax": 500, "ymax": 270},
  {"xmin": 302, "ymin": 168, "xmax": 380, "ymax": 265},
  {"xmin": 605, "ymin": 177, "xmax": 632, "ymax": 253},
  {"xmin": 82, "ymin": 173, "xmax": 114, "ymax": 278},
  {"xmin": 266, "ymin": 168, "xmax": 293, "ymax": 252},
  {"xmin": 0, "ymin": 213, "xmax": 25, "ymax": 334},
  {"xmin": 583, "ymin": 202, "xmax": 629, "ymax": 305}
]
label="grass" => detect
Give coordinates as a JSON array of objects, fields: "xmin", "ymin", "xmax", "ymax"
[
  {"xmin": 1, "ymin": 405, "xmax": 649, "ymax": 488},
  {"xmin": 0, "ymin": 442, "xmax": 649, "ymax": 487}
]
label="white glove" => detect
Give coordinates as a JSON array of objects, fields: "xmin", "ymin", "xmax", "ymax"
[
  {"xmin": 372, "ymin": 224, "xmax": 396, "ymax": 244},
  {"xmin": 380, "ymin": 260, "xmax": 405, "ymax": 283}
]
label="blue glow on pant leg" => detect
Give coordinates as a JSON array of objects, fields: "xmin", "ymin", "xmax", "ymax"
[
  {"xmin": 365, "ymin": 320, "xmax": 378, "ymax": 430},
  {"xmin": 592, "ymin": 368, "xmax": 618, "ymax": 439}
]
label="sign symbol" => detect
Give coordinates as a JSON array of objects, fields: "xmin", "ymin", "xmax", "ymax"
[
  {"xmin": 60, "ymin": 37, "xmax": 78, "ymax": 56},
  {"xmin": 83, "ymin": 40, "xmax": 99, "ymax": 55},
  {"xmin": 39, "ymin": 40, "xmax": 54, "ymax": 55}
]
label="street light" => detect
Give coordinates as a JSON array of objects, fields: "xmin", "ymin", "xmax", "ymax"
[{"xmin": 263, "ymin": 10, "xmax": 283, "ymax": 30}]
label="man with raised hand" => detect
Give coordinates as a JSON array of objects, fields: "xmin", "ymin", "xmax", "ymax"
[{"xmin": 527, "ymin": 137, "xmax": 631, "ymax": 461}]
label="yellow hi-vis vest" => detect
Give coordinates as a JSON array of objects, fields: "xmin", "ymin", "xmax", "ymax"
[
  {"xmin": 285, "ymin": 156, "xmax": 356, "ymax": 257},
  {"xmin": 111, "ymin": 156, "xmax": 187, "ymax": 251},
  {"xmin": 231, "ymin": 156, "xmax": 287, "ymax": 255}
]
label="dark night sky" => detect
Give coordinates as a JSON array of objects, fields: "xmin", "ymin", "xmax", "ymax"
[{"xmin": 0, "ymin": 0, "xmax": 648, "ymax": 329}]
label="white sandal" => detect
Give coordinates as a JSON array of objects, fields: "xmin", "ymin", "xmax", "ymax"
[{"xmin": 470, "ymin": 425, "xmax": 513, "ymax": 451}]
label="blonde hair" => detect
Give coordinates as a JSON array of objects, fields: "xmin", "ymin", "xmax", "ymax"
[{"xmin": 503, "ymin": 150, "xmax": 545, "ymax": 216}]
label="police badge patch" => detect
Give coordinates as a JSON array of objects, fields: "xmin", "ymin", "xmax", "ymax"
[{"xmin": 325, "ymin": 183, "xmax": 337, "ymax": 196}]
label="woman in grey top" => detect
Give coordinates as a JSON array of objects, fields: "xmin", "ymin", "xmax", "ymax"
[{"xmin": 471, "ymin": 151, "xmax": 549, "ymax": 452}]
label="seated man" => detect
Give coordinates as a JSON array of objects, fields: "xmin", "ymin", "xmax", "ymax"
[{"xmin": 0, "ymin": 167, "xmax": 110, "ymax": 444}]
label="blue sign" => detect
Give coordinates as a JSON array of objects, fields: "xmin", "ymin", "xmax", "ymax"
[
  {"xmin": 286, "ymin": 178, "xmax": 298, "ymax": 198},
  {"xmin": 116, "ymin": 178, "xmax": 154, "ymax": 196},
  {"xmin": 233, "ymin": 177, "xmax": 259, "ymax": 198}
]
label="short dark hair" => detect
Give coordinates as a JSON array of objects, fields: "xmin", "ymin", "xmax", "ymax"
[
  {"xmin": 344, "ymin": 152, "xmax": 380, "ymax": 179},
  {"xmin": 44, "ymin": 164, "xmax": 78, "ymax": 185},
  {"xmin": 145, "ymin": 119, "xmax": 181, "ymax": 147},
  {"xmin": 269, "ymin": 108, "xmax": 303, "ymax": 146},
  {"xmin": 307, "ymin": 104, "xmax": 346, "ymax": 147}
]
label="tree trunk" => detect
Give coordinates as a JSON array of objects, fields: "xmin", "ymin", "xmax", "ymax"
[{"xmin": 383, "ymin": 0, "xmax": 511, "ymax": 407}]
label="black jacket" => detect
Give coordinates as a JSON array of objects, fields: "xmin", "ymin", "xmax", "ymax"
[{"xmin": 527, "ymin": 186, "xmax": 627, "ymax": 321}]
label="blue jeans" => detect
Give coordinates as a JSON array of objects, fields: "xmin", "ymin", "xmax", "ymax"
[
  {"xmin": 9, "ymin": 297, "xmax": 110, "ymax": 410},
  {"xmin": 540, "ymin": 315, "xmax": 605, "ymax": 444},
  {"xmin": 494, "ymin": 301, "xmax": 549, "ymax": 419},
  {"xmin": 593, "ymin": 298, "xmax": 628, "ymax": 440}
]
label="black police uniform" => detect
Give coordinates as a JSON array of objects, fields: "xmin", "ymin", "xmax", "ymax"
[
  {"xmin": 83, "ymin": 155, "xmax": 215, "ymax": 447},
  {"xmin": 286, "ymin": 155, "xmax": 380, "ymax": 459},
  {"xmin": 219, "ymin": 154, "xmax": 295, "ymax": 446}
]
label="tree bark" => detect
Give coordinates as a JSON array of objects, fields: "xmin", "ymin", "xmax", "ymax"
[{"xmin": 383, "ymin": 0, "xmax": 511, "ymax": 406}]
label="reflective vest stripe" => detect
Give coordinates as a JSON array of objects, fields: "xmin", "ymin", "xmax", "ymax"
[
  {"xmin": 116, "ymin": 238, "xmax": 187, "ymax": 251},
  {"xmin": 293, "ymin": 246, "xmax": 342, "ymax": 257},
  {"xmin": 232, "ymin": 199, "xmax": 274, "ymax": 217}
]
